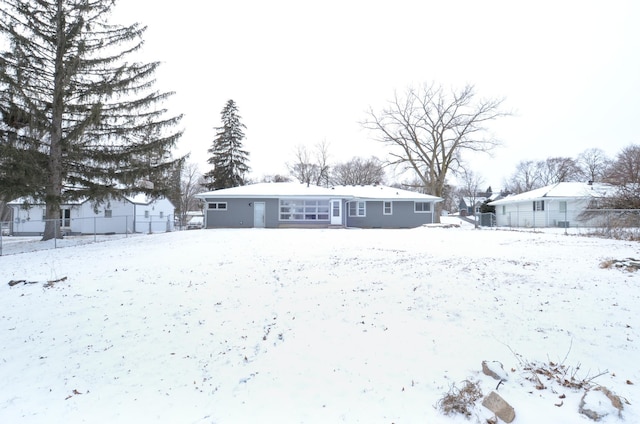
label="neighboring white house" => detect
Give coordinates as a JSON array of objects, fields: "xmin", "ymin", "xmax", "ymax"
[
  {"xmin": 7, "ymin": 195, "xmax": 175, "ymax": 236},
  {"xmin": 488, "ymin": 181, "xmax": 613, "ymax": 228}
]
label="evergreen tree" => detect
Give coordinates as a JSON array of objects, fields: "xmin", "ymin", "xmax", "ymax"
[
  {"xmin": 0, "ymin": 0, "xmax": 183, "ymax": 240},
  {"xmin": 203, "ymin": 100, "xmax": 250, "ymax": 190}
]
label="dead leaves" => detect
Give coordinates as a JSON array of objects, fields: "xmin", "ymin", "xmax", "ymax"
[
  {"xmin": 523, "ymin": 361, "xmax": 607, "ymax": 391},
  {"xmin": 8, "ymin": 276, "xmax": 68, "ymax": 288},
  {"xmin": 65, "ymin": 389, "xmax": 84, "ymax": 400}
]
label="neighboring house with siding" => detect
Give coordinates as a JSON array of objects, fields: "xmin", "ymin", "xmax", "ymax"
[
  {"xmin": 458, "ymin": 192, "xmax": 503, "ymax": 216},
  {"xmin": 195, "ymin": 182, "xmax": 442, "ymax": 229},
  {"xmin": 488, "ymin": 182, "xmax": 612, "ymax": 228},
  {"xmin": 6, "ymin": 195, "xmax": 175, "ymax": 236}
]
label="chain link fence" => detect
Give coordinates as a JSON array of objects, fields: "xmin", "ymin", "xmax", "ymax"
[
  {"xmin": 0, "ymin": 214, "xmax": 173, "ymax": 256},
  {"xmin": 485, "ymin": 208, "xmax": 640, "ymax": 238}
]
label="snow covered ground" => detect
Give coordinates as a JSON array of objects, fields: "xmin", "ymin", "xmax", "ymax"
[{"xmin": 1, "ymin": 218, "xmax": 638, "ymax": 423}]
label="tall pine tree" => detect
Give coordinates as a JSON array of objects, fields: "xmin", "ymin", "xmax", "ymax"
[
  {"xmin": 0, "ymin": 0, "xmax": 183, "ymax": 240},
  {"xmin": 203, "ymin": 100, "xmax": 250, "ymax": 190}
]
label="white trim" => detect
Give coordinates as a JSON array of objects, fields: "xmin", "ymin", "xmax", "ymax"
[
  {"xmin": 414, "ymin": 202, "xmax": 431, "ymax": 213},
  {"xmin": 383, "ymin": 201, "xmax": 393, "ymax": 215},
  {"xmin": 279, "ymin": 198, "xmax": 330, "ymax": 221},
  {"xmin": 330, "ymin": 199, "xmax": 342, "ymax": 225},
  {"xmin": 348, "ymin": 201, "xmax": 366, "ymax": 217},
  {"xmin": 208, "ymin": 202, "xmax": 228, "ymax": 211}
]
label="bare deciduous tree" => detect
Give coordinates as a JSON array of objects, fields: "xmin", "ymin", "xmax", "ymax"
[
  {"xmin": 537, "ymin": 157, "xmax": 584, "ymax": 186},
  {"xmin": 504, "ymin": 156, "xmax": 583, "ymax": 194},
  {"xmin": 331, "ymin": 156, "xmax": 386, "ymax": 186},
  {"xmin": 261, "ymin": 174, "xmax": 292, "ymax": 183},
  {"xmin": 288, "ymin": 141, "xmax": 331, "ymax": 186},
  {"xmin": 603, "ymin": 144, "xmax": 640, "ymax": 208},
  {"xmin": 457, "ymin": 168, "xmax": 485, "ymax": 220},
  {"xmin": 178, "ymin": 162, "xmax": 204, "ymax": 227},
  {"xmin": 363, "ymin": 83, "xmax": 508, "ymax": 220},
  {"xmin": 577, "ymin": 148, "xmax": 610, "ymax": 182}
]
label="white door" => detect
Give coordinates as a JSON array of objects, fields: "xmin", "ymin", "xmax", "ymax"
[
  {"xmin": 253, "ymin": 202, "xmax": 265, "ymax": 228},
  {"xmin": 330, "ymin": 199, "xmax": 342, "ymax": 225},
  {"xmin": 60, "ymin": 208, "xmax": 71, "ymax": 228}
]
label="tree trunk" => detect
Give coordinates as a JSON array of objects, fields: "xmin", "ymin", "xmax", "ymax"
[
  {"xmin": 433, "ymin": 185, "xmax": 443, "ymax": 224},
  {"xmin": 42, "ymin": 0, "xmax": 66, "ymax": 241}
]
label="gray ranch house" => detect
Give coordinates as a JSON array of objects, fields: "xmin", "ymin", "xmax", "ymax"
[{"xmin": 195, "ymin": 182, "xmax": 443, "ymax": 229}]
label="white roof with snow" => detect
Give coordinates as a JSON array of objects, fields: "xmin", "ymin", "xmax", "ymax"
[
  {"xmin": 8, "ymin": 194, "xmax": 165, "ymax": 206},
  {"xmin": 196, "ymin": 182, "xmax": 442, "ymax": 201},
  {"xmin": 489, "ymin": 182, "xmax": 612, "ymax": 206}
]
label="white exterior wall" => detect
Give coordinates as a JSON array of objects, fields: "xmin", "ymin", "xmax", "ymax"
[
  {"xmin": 494, "ymin": 198, "xmax": 591, "ymax": 228},
  {"xmin": 9, "ymin": 197, "xmax": 174, "ymax": 235},
  {"xmin": 11, "ymin": 204, "xmax": 47, "ymax": 235},
  {"xmin": 131, "ymin": 198, "xmax": 174, "ymax": 233},
  {"xmin": 77, "ymin": 200, "xmax": 135, "ymax": 234},
  {"xmin": 10, "ymin": 204, "xmax": 83, "ymax": 235}
]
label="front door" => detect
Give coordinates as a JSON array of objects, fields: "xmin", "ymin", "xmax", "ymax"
[
  {"xmin": 330, "ymin": 199, "xmax": 342, "ymax": 225},
  {"xmin": 60, "ymin": 208, "xmax": 71, "ymax": 228},
  {"xmin": 253, "ymin": 202, "xmax": 265, "ymax": 228}
]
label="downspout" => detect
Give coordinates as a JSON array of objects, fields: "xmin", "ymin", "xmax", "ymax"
[{"xmin": 133, "ymin": 203, "xmax": 136, "ymax": 234}]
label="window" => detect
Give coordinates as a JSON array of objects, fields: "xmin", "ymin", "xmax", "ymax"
[
  {"xmin": 104, "ymin": 209, "xmax": 112, "ymax": 218},
  {"xmin": 279, "ymin": 199, "xmax": 329, "ymax": 221},
  {"xmin": 383, "ymin": 201, "xmax": 392, "ymax": 215},
  {"xmin": 559, "ymin": 201, "xmax": 567, "ymax": 213},
  {"xmin": 144, "ymin": 210, "xmax": 149, "ymax": 218},
  {"xmin": 502, "ymin": 205, "xmax": 506, "ymax": 215},
  {"xmin": 159, "ymin": 211, "xmax": 164, "ymax": 219},
  {"xmin": 533, "ymin": 200, "xmax": 544, "ymax": 211},
  {"xmin": 348, "ymin": 201, "xmax": 366, "ymax": 217},
  {"xmin": 208, "ymin": 202, "xmax": 227, "ymax": 211},
  {"xmin": 414, "ymin": 202, "xmax": 431, "ymax": 213}
]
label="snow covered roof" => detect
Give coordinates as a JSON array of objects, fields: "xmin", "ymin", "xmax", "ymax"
[
  {"xmin": 126, "ymin": 193, "xmax": 161, "ymax": 205},
  {"xmin": 196, "ymin": 183, "xmax": 337, "ymax": 198},
  {"xmin": 330, "ymin": 184, "xmax": 442, "ymax": 201},
  {"xmin": 7, "ymin": 194, "xmax": 167, "ymax": 206},
  {"xmin": 489, "ymin": 182, "xmax": 612, "ymax": 206},
  {"xmin": 460, "ymin": 192, "xmax": 502, "ymax": 207},
  {"xmin": 196, "ymin": 182, "xmax": 442, "ymax": 202}
]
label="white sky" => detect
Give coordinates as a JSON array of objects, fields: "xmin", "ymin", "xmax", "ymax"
[{"xmin": 113, "ymin": 0, "xmax": 640, "ymax": 190}]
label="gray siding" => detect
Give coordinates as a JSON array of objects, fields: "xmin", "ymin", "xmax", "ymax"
[
  {"xmin": 264, "ymin": 199, "xmax": 280, "ymax": 227},
  {"xmin": 204, "ymin": 198, "xmax": 328, "ymax": 228},
  {"xmin": 204, "ymin": 198, "xmax": 254, "ymax": 228},
  {"xmin": 346, "ymin": 201, "xmax": 434, "ymax": 228}
]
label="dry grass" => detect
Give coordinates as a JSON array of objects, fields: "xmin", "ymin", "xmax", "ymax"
[
  {"xmin": 521, "ymin": 360, "xmax": 608, "ymax": 391},
  {"xmin": 599, "ymin": 258, "xmax": 640, "ymax": 272},
  {"xmin": 437, "ymin": 379, "xmax": 483, "ymax": 417}
]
